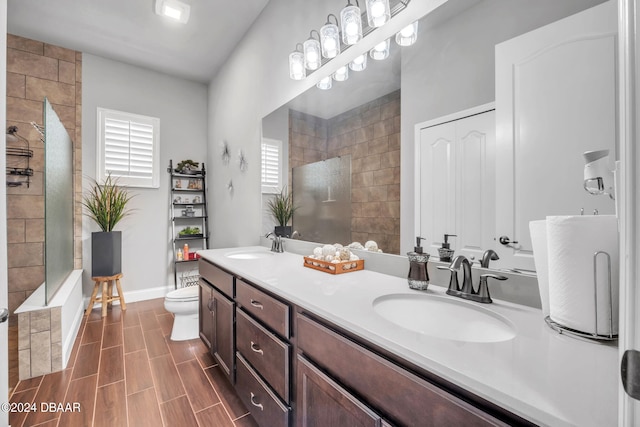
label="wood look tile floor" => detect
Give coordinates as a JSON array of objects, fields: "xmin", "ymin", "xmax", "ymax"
[{"xmin": 8, "ymin": 298, "xmax": 258, "ymax": 427}]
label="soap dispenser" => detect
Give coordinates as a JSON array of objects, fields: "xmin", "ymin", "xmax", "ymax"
[
  {"xmin": 407, "ymin": 237, "xmax": 430, "ymax": 290},
  {"xmin": 438, "ymin": 234, "xmax": 457, "ymax": 262}
]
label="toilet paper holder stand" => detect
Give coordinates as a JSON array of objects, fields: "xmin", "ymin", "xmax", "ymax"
[{"xmin": 544, "ymin": 250, "xmax": 617, "ymax": 341}]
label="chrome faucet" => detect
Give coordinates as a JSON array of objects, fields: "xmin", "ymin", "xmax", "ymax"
[
  {"xmin": 265, "ymin": 232, "xmax": 284, "ymax": 253},
  {"xmin": 480, "ymin": 249, "xmax": 499, "ymax": 268},
  {"xmin": 438, "ymin": 255, "xmax": 507, "ymax": 303}
]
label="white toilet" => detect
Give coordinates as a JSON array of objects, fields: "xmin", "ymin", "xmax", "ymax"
[{"xmin": 164, "ymin": 285, "xmax": 200, "ymax": 341}]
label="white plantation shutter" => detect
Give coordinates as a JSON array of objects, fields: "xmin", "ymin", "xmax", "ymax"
[
  {"xmin": 97, "ymin": 108, "xmax": 160, "ymax": 188},
  {"xmin": 262, "ymin": 138, "xmax": 282, "ymax": 193}
]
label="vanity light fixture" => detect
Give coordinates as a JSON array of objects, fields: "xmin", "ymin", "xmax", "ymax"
[
  {"xmin": 340, "ymin": 0, "xmax": 363, "ymax": 45},
  {"xmin": 395, "ymin": 20, "xmax": 418, "ymax": 46},
  {"xmin": 320, "ymin": 15, "xmax": 341, "ymax": 59},
  {"xmin": 304, "ymin": 30, "xmax": 322, "ymax": 70},
  {"xmin": 349, "ymin": 53, "xmax": 368, "ymax": 71},
  {"xmin": 317, "ymin": 76, "xmax": 333, "ymax": 90},
  {"xmin": 333, "ymin": 65, "xmax": 349, "ymax": 82},
  {"xmin": 370, "ymin": 38, "xmax": 390, "ymax": 60},
  {"xmin": 289, "ymin": 44, "xmax": 306, "ymax": 80},
  {"xmin": 365, "ymin": 0, "xmax": 391, "ymax": 28},
  {"xmin": 154, "ymin": 0, "xmax": 191, "ymax": 24}
]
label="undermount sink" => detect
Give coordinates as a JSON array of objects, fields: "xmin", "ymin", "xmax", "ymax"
[
  {"xmin": 225, "ymin": 249, "xmax": 274, "ymax": 260},
  {"xmin": 373, "ymin": 294, "xmax": 516, "ymax": 343}
]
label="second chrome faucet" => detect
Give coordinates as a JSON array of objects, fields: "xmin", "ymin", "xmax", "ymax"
[{"xmin": 438, "ymin": 253, "xmax": 507, "ymax": 303}]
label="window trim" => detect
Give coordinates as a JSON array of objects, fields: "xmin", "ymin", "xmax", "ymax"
[
  {"xmin": 96, "ymin": 107, "xmax": 161, "ymax": 188},
  {"xmin": 261, "ymin": 138, "xmax": 283, "ymax": 194}
]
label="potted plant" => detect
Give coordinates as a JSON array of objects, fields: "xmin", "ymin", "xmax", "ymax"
[
  {"xmin": 266, "ymin": 187, "xmax": 297, "ymax": 237},
  {"xmin": 82, "ymin": 173, "xmax": 134, "ymax": 277},
  {"xmin": 175, "ymin": 159, "xmax": 200, "ymax": 174}
]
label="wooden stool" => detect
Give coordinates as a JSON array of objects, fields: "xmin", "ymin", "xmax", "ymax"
[{"xmin": 85, "ymin": 273, "xmax": 126, "ymax": 317}]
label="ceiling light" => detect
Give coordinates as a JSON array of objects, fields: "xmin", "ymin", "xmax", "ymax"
[
  {"xmin": 349, "ymin": 53, "xmax": 368, "ymax": 71},
  {"xmin": 365, "ymin": 0, "xmax": 390, "ymax": 28},
  {"xmin": 304, "ymin": 31, "xmax": 322, "ymax": 71},
  {"xmin": 370, "ymin": 39, "xmax": 390, "ymax": 60},
  {"xmin": 320, "ymin": 15, "xmax": 341, "ymax": 59},
  {"xmin": 317, "ymin": 76, "xmax": 333, "ymax": 90},
  {"xmin": 155, "ymin": 0, "xmax": 191, "ymax": 24},
  {"xmin": 340, "ymin": 0, "xmax": 363, "ymax": 46},
  {"xmin": 396, "ymin": 21, "xmax": 418, "ymax": 46},
  {"xmin": 289, "ymin": 44, "xmax": 306, "ymax": 80},
  {"xmin": 333, "ymin": 65, "xmax": 349, "ymax": 82}
]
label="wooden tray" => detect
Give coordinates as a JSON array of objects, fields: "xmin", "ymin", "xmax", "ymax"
[{"xmin": 303, "ymin": 256, "xmax": 364, "ymax": 274}]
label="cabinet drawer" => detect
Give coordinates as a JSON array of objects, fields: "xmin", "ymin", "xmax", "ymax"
[
  {"xmin": 297, "ymin": 313, "xmax": 508, "ymax": 427},
  {"xmin": 199, "ymin": 259, "xmax": 234, "ymax": 298},
  {"xmin": 236, "ymin": 353, "xmax": 290, "ymax": 427},
  {"xmin": 236, "ymin": 279, "xmax": 290, "ymax": 338},
  {"xmin": 237, "ymin": 308, "xmax": 290, "ymax": 402}
]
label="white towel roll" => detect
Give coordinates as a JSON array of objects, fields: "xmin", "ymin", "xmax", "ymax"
[
  {"xmin": 529, "ymin": 220, "xmax": 550, "ymax": 317},
  {"xmin": 547, "ymin": 215, "xmax": 618, "ymax": 336}
]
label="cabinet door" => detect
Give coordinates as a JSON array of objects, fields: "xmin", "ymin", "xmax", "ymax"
[
  {"xmin": 212, "ymin": 287, "xmax": 235, "ymax": 383},
  {"xmin": 296, "ymin": 355, "xmax": 382, "ymax": 427},
  {"xmin": 495, "ymin": 2, "xmax": 617, "ymax": 270},
  {"xmin": 199, "ymin": 280, "xmax": 213, "ymax": 349}
]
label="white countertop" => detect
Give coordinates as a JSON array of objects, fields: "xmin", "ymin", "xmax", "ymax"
[{"xmin": 199, "ymin": 246, "xmax": 618, "ymax": 427}]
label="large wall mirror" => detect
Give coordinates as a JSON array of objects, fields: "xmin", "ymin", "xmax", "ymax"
[{"xmin": 262, "ymin": 0, "xmax": 610, "ymax": 264}]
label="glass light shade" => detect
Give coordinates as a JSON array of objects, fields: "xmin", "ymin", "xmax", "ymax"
[
  {"xmin": 365, "ymin": 0, "xmax": 390, "ymax": 27},
  {"xmin": 333, "ymin": 66, "xmax": 349, "ymax": 82},
  {"xmin": 370, "ymin": 39, "xmax": 390, "ymax": 60},
  {"xmin": 289, "ymin": 51, "xmax": 306, "ymax": 80},
  {"xmin": 349, "ymin": 53, "xmax": 368, "ymax": 71},
  {"xmin": 396, "ymin": 21, "xmax": 419, "ymax": 46},
  {"xmin": 304, "ymin": 38, "xmax": 321, "ymax": 70},
  {"xmin": 317, "ymin": 76, "xmax": 333, "ymax": 90},
  {"xmin": 341, "ymin": 5, "xmax": 363, "ymax": 45},
  {"xmin": 320, "ymin": 23, "xmax": 340, "ymax": 59}
]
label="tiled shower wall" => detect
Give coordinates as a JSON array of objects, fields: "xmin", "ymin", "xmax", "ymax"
[
  {"xmin": 289, "ymin": 90, "xmax": 401, "ymax": 254},
  {"xmin": 6, "ymin": 34, "xmax": 83, "ymax": 321}
]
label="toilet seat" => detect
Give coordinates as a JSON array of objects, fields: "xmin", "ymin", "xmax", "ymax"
[{"xmin": 166, "ymin": 285, "xmax": 199, "ymax": 302}]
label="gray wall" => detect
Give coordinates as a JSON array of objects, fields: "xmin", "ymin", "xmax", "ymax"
[
  {"xmin": 399, "ymin": 0, "xmax": 607, "ymax": 253},
  {"xmin": 82, "ymin": 54, "xmax": 208, "ymax": 295}
]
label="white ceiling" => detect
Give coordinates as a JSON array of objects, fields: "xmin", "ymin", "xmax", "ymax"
[{"xmin": 7, "ymin": 0, "xmax": 270, "ymax": 84}]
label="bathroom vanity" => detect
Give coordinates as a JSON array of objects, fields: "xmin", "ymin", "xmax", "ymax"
[{"xmin": 198, "ymin": 246, "xmax": 617, "ymax": 427}]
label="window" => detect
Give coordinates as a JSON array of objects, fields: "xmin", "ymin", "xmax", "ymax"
[
  {"xmin": 97, "ymin": 108, "xmax": 160, "ymax": 188},
  {"xmin": 261, "ymin": 138, "xmax": 282, "ymax": 193}
]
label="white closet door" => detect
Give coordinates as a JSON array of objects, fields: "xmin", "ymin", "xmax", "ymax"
[
  {"xmin": 419, "ymin": 121, "xmax": 456, "ymax": 256},
  {"xmin": 456, "ymin": 111, "xmax": 496, "ymax": 263},
  {"xmin": 495, "ymin": 1, "xmax": 617, "ymax": 271}
]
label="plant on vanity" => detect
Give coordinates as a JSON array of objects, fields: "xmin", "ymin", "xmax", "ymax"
[
  {"xmin": 82, "ymin": 173, "xmax": 135, "ymax": 277},
  {"xmin": 267, "ymin": 186, "xmax": 297, "ymax": 237}
]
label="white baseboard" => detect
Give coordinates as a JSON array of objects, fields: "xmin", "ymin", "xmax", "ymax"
[
  {"xmin": 63, "ymin": 303, "xmax": 84, "ymax": 368},
  {"xmin": 83, "ymin": 284, "xmax": 174, "ymax": 309}
]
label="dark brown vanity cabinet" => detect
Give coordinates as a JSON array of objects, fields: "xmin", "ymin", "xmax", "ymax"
[{"xmin": 199, "ymin": 260, "xmax": 236, "ymax": 383}]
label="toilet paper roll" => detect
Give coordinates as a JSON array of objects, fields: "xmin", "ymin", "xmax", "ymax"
[
  {"xmin": 529, "ymin": 220, "xmax": 550, "ymax": 317},
  {"xmin": 547, "ymin": 215, "xmax": 619, "ymax": 336}
]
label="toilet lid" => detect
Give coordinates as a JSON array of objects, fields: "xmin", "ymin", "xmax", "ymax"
[{"xmin": 166, "ymin": 285, "xmax": 199, "ymax": 301}]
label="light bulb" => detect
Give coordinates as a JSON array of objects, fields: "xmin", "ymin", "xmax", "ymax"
[
  {"xmin": 333, "ymin": 66, "xmax": 349, "ymax": 82},
  {"xmin": 324, "ymin": 38, "xmax": 337, "ymax": 51},
  {"xmin": 345, "ymin": 22, "xmax": 358, "ymax": 36},
  {"xmin": 317, "ymin": 76, "xmax": 333, "ymax": 90},
  {"xmin": 370, "ymin": 1, "xmax": 385, "ymax": 17},
  {"xmin": 395, "ymin": 21, "xmax": 419, "ymax": 47},
  {"xmin": 366, "ymin": 0, "xmax": 390, "ymax": 27},
  {"xmin": 349, "ymin": 54, "xmax": 367, "ymax": 71},
  {"xmin": 400, "ymin": 25, "xmax": 415, "ymax": 37}
]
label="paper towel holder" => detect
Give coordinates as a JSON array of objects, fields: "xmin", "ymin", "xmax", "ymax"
[{"xmin": 544, "ymin": 250, "xmax": 617, "ymax": 341}]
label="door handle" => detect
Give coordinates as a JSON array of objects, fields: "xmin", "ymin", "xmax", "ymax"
[
  {"xmin": 498, "ymin": 236, "xmax": 519, "ymax": 248},
  {"xmin": 0, "ymin": 308, "xmax": 8, "ymax": 323}
]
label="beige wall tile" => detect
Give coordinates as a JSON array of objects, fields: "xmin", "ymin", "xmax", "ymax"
[
  {"xmin": 7, "ymin": 219, "xmax": 25, "ymax": 243},
  {"xmin": 380, "ymin": 150, "xmax": 400, "ymax": 169},
  {"xmin": 373, "ymin": 168, "xmax": 395, "ymax": 186},
  {"xmin": 352, "ymin": 172, "xmax": 373, "ymax": 188},
  {"xmin": 19, "ymin": 349, "xmax": 31, "ymax": 380},
  {"xmin": 8, "ymin": 242, "xmax": 44, "ymax": 268},
  {"xmin": 51, "ymin": 308, "xmax": 62, "ymax": 344},
  {"xmin": 26, "ymin": 77, "xmax": 75, "ymax": 106},
  {"xmin": 18, "ymin": 313, "xmax": 30, "ymax": 350},
  {"xmin": 58, "ymin": 60, "xmax": 76, "ymax": 85},
  {"xmin": 368, "ymin": 137, "xmax": 389, "ymax": 155},
  {"xmin": 380, "ymin": 98, "xmax": 400, "ymax": 120},
  {"xmin": 30, "ymin": 309, "xmax": 50, "ymax": 333},
  {"xmin": 8, "ymin": 290, "xmax": 27, "ymax": 314},
  {"xmin": 351, "ymin": 188, "xmax": 368, "ymax": 203},
  {"xmin": 75, "ymin": 55, "xmax": 83, "ymax": 82},
  {"xmin": 30, "ymin": 330, "xmax": 52, "ymax": 377},
  {"xmin": 8, "ymin": 34, "xmax": 44, "ymax": 55},
  {"xmin": 387, "ymin": 184, "xmax": 400, "ymax": 201},
  {"xmin": 25, "ymin": 219, "xmax": 44, "ymax": 243},
  {"xmin": 373, "ymin": 118, "xmax": 395, "ymax": 138},
  {"xmin": 7, "ymin": 96, "xmax": 43, "ymax": 124},
  {"xmin": 7, "ymin": 172, "xmax": 44, "ymax": 197},
  {"xmin": 368, "ymin": 186, "xmax": 388, "ymax": 202},
  {"xmin": 7, "ymin": 195, "xmax": 45, "ymax": 219},
  {"xmin": 388, "ymin": 133, "xmax": 400, "ymax": 151},
  {"xmin": 7, "ymin": 49, "xmax": 58, "ymax": 81},
  {"xmin": 7, "ymin": 72, "xmax": 26, "ymax": 98},
  {"xmin": 8, "ymin": 266, "xmax": 45, "ymax": 293},
  {"xmin": 43, "ymin": 44, "xmax": 76, "ymax": 62},
  {"xmin": 51, "ymin": 342, "xmax": 62, "ymax": 371}
]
